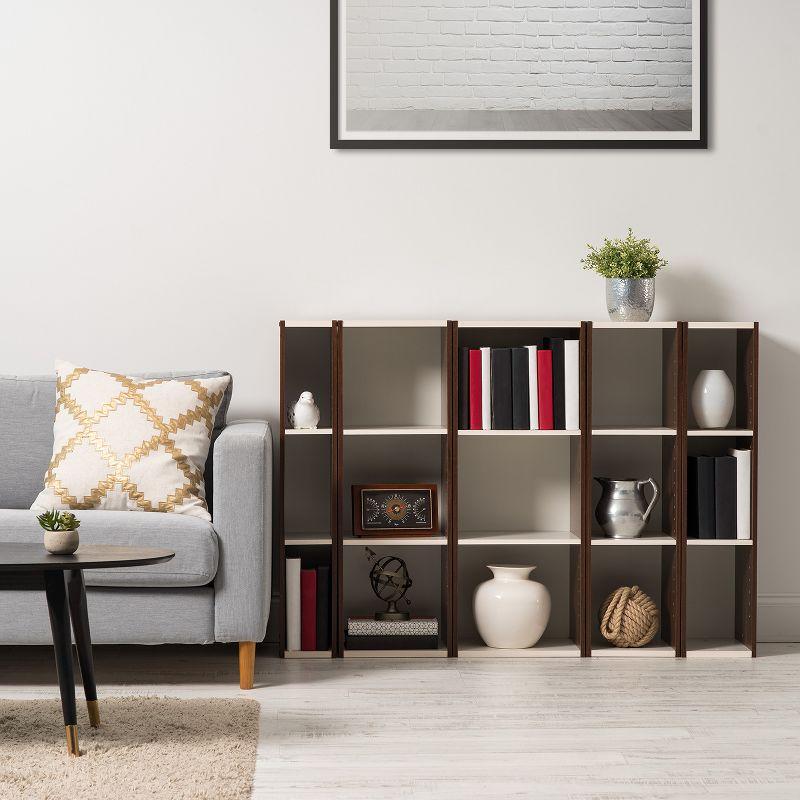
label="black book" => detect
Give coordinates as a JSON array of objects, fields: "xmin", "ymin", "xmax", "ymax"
[
  {"xmin": 458, "ymin": 347, "xmax": 470, "ymax": 431},
  {"xmin": 346, "ymin": 634, "xmax": 439, "ymax": 650},
  {"xmin": 544, "ymin": 337, "xmax": 565, "ymax": 430},
  {"xmin": 511, "ymin": 347, "xmax": 530, "ymax": 430},
  {"xmin": 714, "ymin": 456, "xmax": 737, "ymax": 539},
  {"xmin": 315, "ymin": 565, "xmax": 331, "ymax": 651},
  {"xmin": 490, "ymin": 348, "xmax": 513, "ymax": 430},
  {"xmin": 688, "ymin": 456, "xmax": 715, "ymax": 539}
]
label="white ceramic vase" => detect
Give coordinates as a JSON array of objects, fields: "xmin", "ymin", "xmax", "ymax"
[
  {"xmin": 473, "ymin": 565, "xmax": 551, "ymax": 649},
  {"xmin": 44, "ymin": 530, "xmax": 79, "ymax": 555},
  {"xmin": 691, "ymin": 369, "xmax": 734, "ymax": 429}
]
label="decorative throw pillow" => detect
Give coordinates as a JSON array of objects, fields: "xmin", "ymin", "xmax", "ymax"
[{"xmin": 31, "ymin": 361, "xmax": 231, "ymax": 521}]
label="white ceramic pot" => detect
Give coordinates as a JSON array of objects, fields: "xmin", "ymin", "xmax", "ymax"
[
  {"xmin": 43, "ymin": 530, "xmax": 79, "ymax": 555},
  {"xmin": 691, "ymin": 369, "xmax": 734, "ymax": 429},
  {"xmin": 473, "ymin": 565, "xmax": 551, "ymax": 649}
]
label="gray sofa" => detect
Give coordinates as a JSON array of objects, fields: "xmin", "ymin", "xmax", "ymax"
[{"xmin": 0, "ymin": 372, "xmax": 271, "ymax": 689}]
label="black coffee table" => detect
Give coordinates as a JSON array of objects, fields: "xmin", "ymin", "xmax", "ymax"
[{"xmin": 0, "ymin": 543, "xmax": 174, "ymax": 756}]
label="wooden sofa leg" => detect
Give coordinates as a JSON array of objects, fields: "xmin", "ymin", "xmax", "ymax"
[{"xmin": 239, "ymin": 641, "xmax": 255, "ymax": 690}]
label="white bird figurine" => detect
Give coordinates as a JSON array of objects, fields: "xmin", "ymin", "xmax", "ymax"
[{"xmin": 289, "ymin": 391, "xmax": 321, "ymax": 430}]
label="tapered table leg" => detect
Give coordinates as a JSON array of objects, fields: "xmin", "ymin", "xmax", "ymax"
[
  {"xmin": 44, "ymin": 570, "xmax": 79, "ymax": 756},
  {"xmin": 66, "ymin": 569, "xmax": 99, "ymax": 728}
]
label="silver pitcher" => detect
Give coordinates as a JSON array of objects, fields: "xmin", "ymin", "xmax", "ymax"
[{"xmin": 594, "ymin": 477, "xmax": 660, "ymax": 539}]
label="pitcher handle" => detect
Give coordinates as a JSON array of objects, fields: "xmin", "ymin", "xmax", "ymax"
[{"xmin": 638, "ymin": 478, "xmax": 661, "ymax": 523}]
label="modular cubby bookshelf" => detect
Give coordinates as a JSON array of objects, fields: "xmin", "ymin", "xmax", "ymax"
[{"xmin": 278, "ymin": 320, "xmax": 759, "ymax": 660}]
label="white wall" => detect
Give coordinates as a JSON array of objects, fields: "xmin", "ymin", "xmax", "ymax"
[
  {"xmin": 347, "ymin": 0, "xmax": 693, "ymax": 112},
  {"xmin": 0, "ymin": 0, "xmax": 799, "ymax": 639}
]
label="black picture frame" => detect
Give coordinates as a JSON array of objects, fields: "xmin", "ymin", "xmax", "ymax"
[
  {"xmin": 352, "ymin": 484, "xmax": 440, "ymax": 536},
  {"xmin": 331, "ymin": 0, "xmax": 707, "ymax": 150}
]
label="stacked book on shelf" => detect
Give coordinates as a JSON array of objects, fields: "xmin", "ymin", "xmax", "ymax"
[
  {"xmin": 459, "ymin": 339, "xmax": 579, "ymax": 431},
  {"xmin": 345, "ymin": 617, "xmax": 439, "ymax": 650},
  {"xmin": 286, "ymin": 558, "xmax": 331, "ymax": 652},
  {"xmin": 688, "ymin": 449, "xmax": 751, "ymax": 540}
]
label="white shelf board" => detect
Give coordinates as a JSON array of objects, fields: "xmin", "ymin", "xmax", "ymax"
[
  {"xmin": 593, "ymin": 321, "xmax": 677, "ymax": 329},
  {"xmin": 343, "ymin": 648, "xmax": 448, "ymax": 659},
  {"xmin": 688, "ymin": 538, "xmax": 753, "ymax": 546},
  {"xmin": 285, "ymin": 532, "xmax": 332, "ymax": 546},
  {"xmin": 343, "ymin": 320, "xmax": 446, "ymax": 328},
  {"xmin": 687, "ymin": 322, "xmax": 755, "ymax": 330},
  {"xmin": 459, "ymin": 429, "xmax": 580, "ymax": 437},
  {"xmin": 284, "ymin": 428, "xmax": 332, "ymax": 436},
  {"xmin": 344, "ymin": 426, "xmax": 447, "ymax": 436},
  {"xmin": 458, "ymin": 639, "xmax": 580, "ymax": 658},
  {"xmin": 284, "ymin": 650, "xmax": 333, "ymax": 659},
  {"xmin": 459, "ymin": 531, "xmax": 580, "ymax": 546},
  {"xmin": 592, "ymin": 427, "xmax": 677, "ymax": 436},
  {"xmin": 686, "ymin": 639, "xmax": 752, "ymax": 658},
  {"xmin": 592, "ymin": 642, "xmax": 675, "ymax": 657},
  {"xmin": 283, "ymin": 320, "xmax": 331, "ymax": 328},
  {"xmin": 343, "ymin": 534, "xmax": 447, "ymax": 546},
  {"xmin": 687, "ymin": 429, "xmax": 753, "ymax": 437},
  {"xmin": 458, "ymin": 320, "xmax": 580, "ymax": 329},
  {"xmin": 592, "ymin": 534, "xmax": 675, "ymax": 546}
]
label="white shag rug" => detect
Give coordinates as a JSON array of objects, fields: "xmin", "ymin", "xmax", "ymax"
[{"xmin": 0, "ymin": 697, "xmax": 259, "ymax": 800}]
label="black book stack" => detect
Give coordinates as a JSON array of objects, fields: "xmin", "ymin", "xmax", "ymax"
[{"xmin": 687, "ymin": 455, "xmax": 737, "ymax": 540}]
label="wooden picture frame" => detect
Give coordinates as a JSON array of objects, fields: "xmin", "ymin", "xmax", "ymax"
[
  {"xmin": 331, "ymin": 0, "xmax": 708, "ymax": 150},
  {"xmin": 352, "ymin": 483, "xmax": 439, "ymax": 537}
]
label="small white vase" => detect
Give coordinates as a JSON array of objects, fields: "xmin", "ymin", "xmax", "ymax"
[
  {"xmin": 43, "ymin": 530, "xmax": 79, "ymax": 555},
  {"xmin": 473, "ymin": 565, "xmax": 551, "ymax": 649},
  {"xmin": 691, "ymin": 369, "xmax": 734, "ymax": 429}
]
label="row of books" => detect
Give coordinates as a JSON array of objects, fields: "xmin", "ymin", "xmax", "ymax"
[
  {"xmin": 688, "ymin": 449, "xmax": 751, "ymax": 540},
  {"xmin": 346, "ymin": 617, "xmax": 439, "ymax": 650},
  {"xmin": 459, "ymin": 340, "xmax": 579, "ymax": 431},
  {"xmin": 286, "ymin": 559, "xmax": 331, "ymax": 651}
]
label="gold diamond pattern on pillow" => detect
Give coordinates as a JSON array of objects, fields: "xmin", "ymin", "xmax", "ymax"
[{"xmin": 32, "ymin": 362, "xmax": 230, "ymax": 520}]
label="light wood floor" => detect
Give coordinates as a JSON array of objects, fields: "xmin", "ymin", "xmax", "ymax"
[{"xmin": 2, "ymin": 644, "xmax": 800, "ymax": 799}]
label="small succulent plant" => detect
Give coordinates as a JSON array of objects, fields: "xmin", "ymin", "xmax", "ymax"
[{"xmin": 37, "ymin": 510, "xmax": 81, "ymax": 532}]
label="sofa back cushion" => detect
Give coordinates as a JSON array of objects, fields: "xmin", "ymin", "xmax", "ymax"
[{"xmin": 0, "ymin": 369, "xmax": 232, "ymax": 510}]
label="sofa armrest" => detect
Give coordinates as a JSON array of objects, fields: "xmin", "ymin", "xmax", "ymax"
[{"xmin": 212, "ymin": 420, "xmax": 272, "ymax": 643}]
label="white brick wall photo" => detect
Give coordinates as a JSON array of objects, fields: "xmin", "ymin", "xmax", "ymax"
[{"xmin": 345, "ymin": 0, "xmax": 693, "ymax": 114}]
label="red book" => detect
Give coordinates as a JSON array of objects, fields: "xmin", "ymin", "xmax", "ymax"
[
  {"xmin": 469, "ymin": 349, "xmax": 482, "ymax": 430},
  {"xmin": 537, "ymin": 350, "xmax": 554, "ymax": 430},
  {"xmin": 300, "ymin": 569, "xmax": 317, "ymax": 651}
]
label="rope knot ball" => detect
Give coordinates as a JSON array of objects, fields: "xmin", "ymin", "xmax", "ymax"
[{"xmin": 599, "ymin": 585, "xmax": 659, "ymax": 648}]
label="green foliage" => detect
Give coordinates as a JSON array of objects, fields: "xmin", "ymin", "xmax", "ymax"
[
  {"xmin": 37, "ymin": 510, "xmax": 81, "ymax": 532},
  {"xmin": 581, "ymin": 229, "xmax": 668, "ymax": 279}
]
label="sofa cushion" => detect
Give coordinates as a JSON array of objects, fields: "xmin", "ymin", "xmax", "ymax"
[
  {"xmin": 0, "ymin": 369, "xmax": 232, "ymax": 510},
  {"xmin": 0, "ymin": 509, "xmax": 218, "ymax": 588},
  {"xmin": 32, "ymin": 362, "xmax": 230, "ymax": 521}
]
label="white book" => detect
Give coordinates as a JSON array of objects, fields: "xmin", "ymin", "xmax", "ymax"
[
  {"xmin": 526, "ymin": 345, "xmax": 539, "ymax": 430},
  {"xmin": 286, "ymin": 557, "xmax": 302, "ymax": 650},
  {"xmin": 480, "ymin": 347, "xmax": 491, "ymax": 431},
  {"xmin": 728, "ymin": 448, "xmax": 751, "ymax": 540},
  {"xmin": 564, "ymin": 339, "xmax": 580, "ymax": 432}
]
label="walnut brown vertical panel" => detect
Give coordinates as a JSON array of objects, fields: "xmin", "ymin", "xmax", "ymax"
[
  {"xmin": 447, "ymin": 321, "xmax": 458, "ymax": 656},
  {"xmin": 582, "ymin": 321, "xmax": 593, "ymax": 657},
  {"xmin": 676, "ymin": 322, "xmax": 688, "ymax": 657},
  {"xmin": 278, "ymin": 321, "xmax": 287, "ymax": 656},
  {"xmin": 333, "ymin": 321, "xmax": 344, "ymax": 658},
  {"xmin": 735, "ymin": 324, "xmax": 758, "ymax": 655}
]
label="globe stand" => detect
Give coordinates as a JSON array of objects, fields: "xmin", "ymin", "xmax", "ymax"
[{"xmin": 375, "ymin": 600, "xmax": 410, "ymax": 621}]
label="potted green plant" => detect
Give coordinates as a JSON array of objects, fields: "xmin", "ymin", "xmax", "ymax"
[
  {"xmin": 582, "ymin": 229, "xmax": 668, "ymax": 322},
  {"xmin": 37, "ymin": 510, "xmax": 81, "ymax": 555}
]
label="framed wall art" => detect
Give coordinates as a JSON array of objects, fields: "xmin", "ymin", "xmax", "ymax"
[
  {"xmin": 352, "ymin": 484, "xmax": 439, "ymax": 537},
  {"xmin": 331, "ymin": 0, "xmax": 707, "ymax": 149}
]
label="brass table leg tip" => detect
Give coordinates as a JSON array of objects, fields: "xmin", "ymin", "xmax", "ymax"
[
  {"xmin": 87, "ymin": 700, "xmax": 100, "ymax": 728},
  {"xmin": 66, "ymin": 724, "xmax": 80, "ymax": 756}
]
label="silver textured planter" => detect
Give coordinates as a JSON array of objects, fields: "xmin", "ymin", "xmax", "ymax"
[{"xmin": 606, "ymin": 278, "xmax": 655, "ymax": 322}]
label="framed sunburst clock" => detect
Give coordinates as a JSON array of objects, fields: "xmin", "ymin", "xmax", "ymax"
[{"xmin": 352, "ymin": 484, "xmax": 439, "ymax": 537}]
